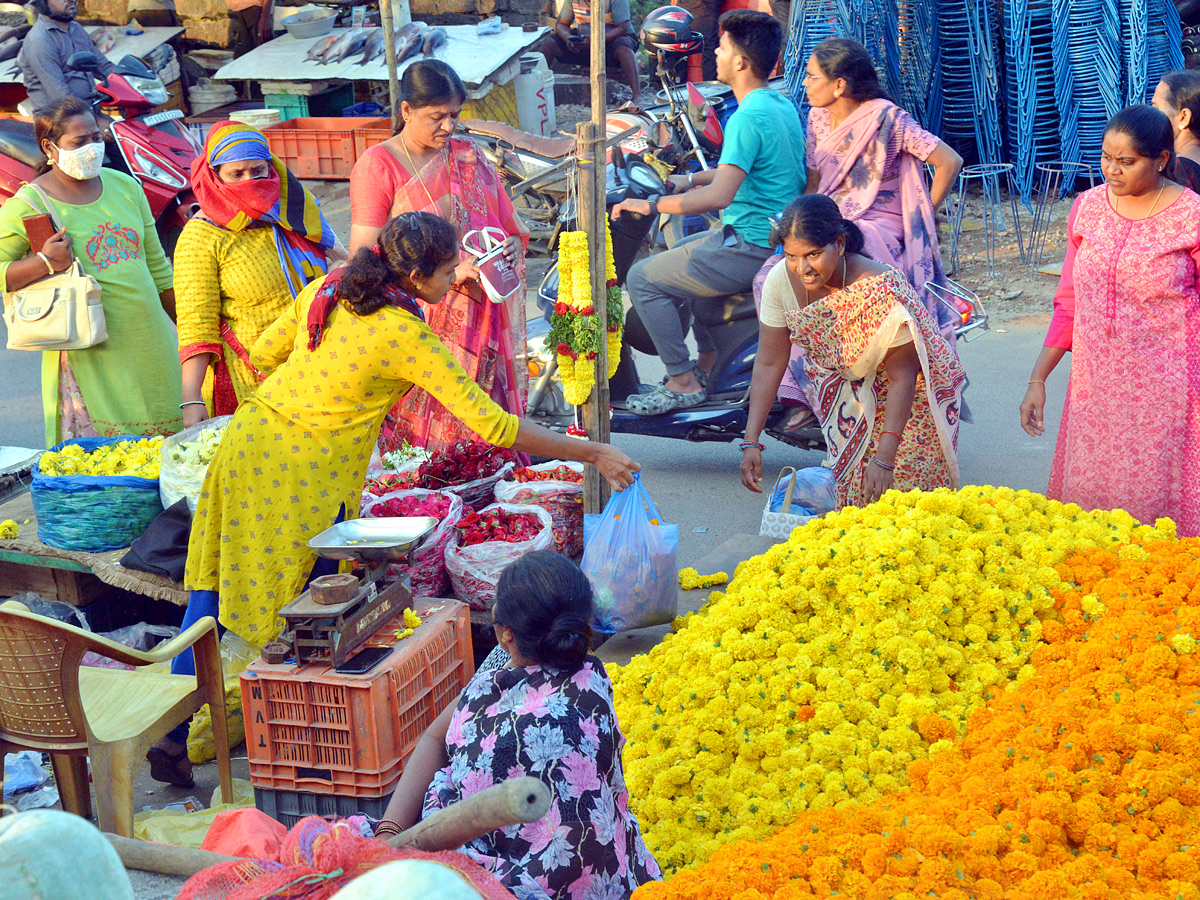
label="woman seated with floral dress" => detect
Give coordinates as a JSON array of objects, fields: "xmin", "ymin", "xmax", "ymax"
[{"xmin": 378, "ymin": 551, "xmax": 661, "ymax": 900}]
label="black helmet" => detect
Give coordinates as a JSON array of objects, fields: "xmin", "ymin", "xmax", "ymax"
[{"xmin": 640, "ymin": 5, "xmax": 704, "ymax": 55}]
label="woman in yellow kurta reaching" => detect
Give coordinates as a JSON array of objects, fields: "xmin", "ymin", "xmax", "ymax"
[{"xmin": 146, "ymin": 212, "xmax": 639, "ymax": 786}]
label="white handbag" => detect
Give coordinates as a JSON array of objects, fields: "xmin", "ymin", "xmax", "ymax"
[{"xmin": 2, "ymin": 184, "xmax": 106, "ymax": 352}]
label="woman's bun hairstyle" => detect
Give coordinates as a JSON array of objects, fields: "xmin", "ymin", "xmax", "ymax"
[
  {"xmin": 493, "ymin": 550, "xmax": 595, "ymax": 671},
  {"xmin": 775, "ymin": 193, "xmax": 867, "ymax": 256}
]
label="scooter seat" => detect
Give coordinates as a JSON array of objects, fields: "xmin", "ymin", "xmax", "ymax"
[
  {"xmin": 0, "ymin": 119, "xmax": 44, "ymax": 170},
  {"xmin": 694, "ymin": 291, "xmax": 758, "ymax": 327},
  {"xmin": 465, "ymin": 119, "xmax": 576, "ymax": 159}
]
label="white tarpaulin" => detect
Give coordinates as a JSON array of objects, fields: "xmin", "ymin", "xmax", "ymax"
[{"xmin": 213, "ymin": 24, "xmax": 547, "ymax": 94}]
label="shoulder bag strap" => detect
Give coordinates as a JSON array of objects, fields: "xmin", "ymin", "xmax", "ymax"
[{"xmin": 18, "ymin": 183, "xmax": 66, "ymax": 232}]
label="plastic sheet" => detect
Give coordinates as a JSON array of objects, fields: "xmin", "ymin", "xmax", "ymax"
[
  {"xmin": 133, "ymin": 778, "xmax": 255, "ymax": 848},
  {"xmin": 187, "ymin": 631, "xmax": 259, "ymax": 764}
]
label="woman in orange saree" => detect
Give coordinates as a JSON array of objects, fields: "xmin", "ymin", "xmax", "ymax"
[{"xmin": 349, "ymin": 60, "xmax": 528, "ymax": 454}]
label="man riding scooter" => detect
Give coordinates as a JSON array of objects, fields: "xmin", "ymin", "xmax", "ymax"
[
  {"xmin": 611, "ymin": 8, "xmax": 805, "ymax": 415},
  {"xmin": 18, "ymin": 0, "xmax": 116, "ymax": 117}
]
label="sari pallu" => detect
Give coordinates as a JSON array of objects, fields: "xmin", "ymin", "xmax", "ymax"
[
  {"xmin": 376, "ymin": 138, "xmax": 529, "ymax": 454},
  {"xmin": 786, "ymin": 269, "xmax": 965, "ymax": 509},
  {"xmin": 809, "ymin": 99, "xmax": 955, "ymax": 339}
]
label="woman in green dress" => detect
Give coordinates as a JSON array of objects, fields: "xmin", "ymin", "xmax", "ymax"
[{"xmin": 0, "ymin": 97, "xmax": 181, "ymax": 446}]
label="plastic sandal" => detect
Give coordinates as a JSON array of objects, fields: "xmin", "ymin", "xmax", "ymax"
[{"xmin": 626, "ymin": 383, "xmax": 707, "ymax": 416}]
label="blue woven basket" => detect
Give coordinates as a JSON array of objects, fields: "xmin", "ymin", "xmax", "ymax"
[{"xmin": 31, "ymin": 435, "xmax": 164, "ymax": 552}]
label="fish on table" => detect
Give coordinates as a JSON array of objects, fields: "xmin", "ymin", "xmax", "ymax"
[
  {"xmin": 393, "ymin": 22, "xmax": 428, "ymax": 64},
  {"xmin": 358, "ymin": 28, "xmax": 385, "ymax": 65},
  {"xmin": 305, "ymin": 33, "xmax": 338, "ymax": 62},
  {"xmin": 421, "ymin": 26, "xmax": 447, "ymax": 57},
  {"xmin": 321, "ymin": 27, "xmax": 370, "ymax": 65}
]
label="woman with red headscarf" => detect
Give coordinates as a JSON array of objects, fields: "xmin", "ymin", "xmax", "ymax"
[{"xmin": 175, "ymin": 121, "xmax": 341, "ymax": 426}]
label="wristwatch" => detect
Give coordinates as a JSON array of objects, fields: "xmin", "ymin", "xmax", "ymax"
[{"xmin": 647, "ymin": 194, "xmax": 660, "ymax": 216}]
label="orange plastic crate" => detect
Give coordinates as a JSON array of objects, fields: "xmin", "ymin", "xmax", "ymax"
[
  {"xmin": 241, "ymin": 598, "xmax": 473, "ymax": 797},
  {"xmin": 352, "ymin": 117, "xmax": 393, "ymax": 159},
  {"xmin": 263, "ymin": 117, "xmax": 378, "ymax": 181}
]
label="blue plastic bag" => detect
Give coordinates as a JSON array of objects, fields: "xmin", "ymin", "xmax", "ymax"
[
  {"xmin": 581, "ymin": 474, "xmax": 678, "ymax": 634},
  {"xmin": 770, "ymin": 466, "xmax": 836, "ymax": 515}
]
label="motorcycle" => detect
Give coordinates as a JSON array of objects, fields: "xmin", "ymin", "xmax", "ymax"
[
  {"xmin": 0, "ymin": 50, "xmax": 199, "ymax": 250},
  {"xmin": 524, "ymin": 155, "xmax": 989, "ymax": 449}
]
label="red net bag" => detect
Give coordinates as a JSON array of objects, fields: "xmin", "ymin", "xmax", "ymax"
[{"xmin": 177, "ymin": 816, "xmax": 516, "ymax": 900}]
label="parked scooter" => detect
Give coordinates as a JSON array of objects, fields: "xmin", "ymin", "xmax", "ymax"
[
  {"xmin": 524, "ymin": 156, "xmax": 989, "ymax": 449},
  {"xmin": 0, "ymin": 51, "xmax": 199, "ymax": 250}
]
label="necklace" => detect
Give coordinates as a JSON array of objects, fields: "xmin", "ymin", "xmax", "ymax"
[
  {"xmin": 398, "ymin": 133, "xmax": 442, "ymax": 212},
  {"xmin": 1113, "ymin": 177, "xmax": 1167, "ymax": 219}
]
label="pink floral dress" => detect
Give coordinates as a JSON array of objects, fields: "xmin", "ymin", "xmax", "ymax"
[
  {"xmin": 1044, "ymin": 186, "xmax": 1200, "ymax": 535},
  {"xmin": 422, "ymin": 656, "xmax": 661, "ymax": 900}
]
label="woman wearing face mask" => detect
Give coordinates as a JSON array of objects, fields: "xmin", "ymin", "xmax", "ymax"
[
  {"xmin": 0, "ymin": 96, "xmax": 181, "ymax": 445},
  {"xmin": 348, "ymin": 60, "xmax": 528, "ymax": 457},
  {"xmin": 739, "ymin": 194, "xmax": 965, "ymax": 508},
  {"xmin": 1020, "ymin": 105, "xmax": 1200, "ymax": 535},
  {"xmin": 174, "ymin": 121, "xmax": 341, "ymax": 426},
  {"xmin": 146, "ymin": 212, "xmax": 639, "ymax": 787}
]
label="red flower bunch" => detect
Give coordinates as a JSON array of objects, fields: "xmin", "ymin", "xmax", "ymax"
[
  {"xmin": 415, "ymin": 441, "xmax": 517, "ymax": 488},
  {"xmin": 457, "ymin": 508, "xmax": 543, "ymax": 546},
  {"xmin": 511, "ymin": 465, "xmax": 584, "ymax": 484}
]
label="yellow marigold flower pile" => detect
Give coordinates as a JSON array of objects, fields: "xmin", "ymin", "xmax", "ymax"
[
  {"xmin": 610, "ymin": 487, "xmax": 1173, "ymax": 873},
  {"xmin": 635, "ymin": 537, "xmax": 1200, "ymax": 900},
  {"xmin": 39, "ymin": 437, "xmax": 164, "ymax": 479},
  {"xmin": 678, "ymin": 567, "xmax": 728, "ymax": 590},
  {"xmin": 0, "ymin": 519, "xmax": 17, "ymax": 539}
]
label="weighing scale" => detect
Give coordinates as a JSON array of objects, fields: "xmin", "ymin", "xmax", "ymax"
[{"xmin": 278, "ymin": 516, "xmax": 437, "ymax": 666}]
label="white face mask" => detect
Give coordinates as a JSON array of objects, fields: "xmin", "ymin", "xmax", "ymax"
[{"xmin": 52, "ymin": 141, "xmax": 104, "ymax": 181}]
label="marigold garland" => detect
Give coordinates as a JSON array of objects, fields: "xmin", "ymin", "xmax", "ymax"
[
  {"xmin": 609, "ymin": 486, "xmax": 1174, "ymax": 874},
  {"xmin": 635, "ymin": 536, "xmax": 1200, "ymax": 900},
  {"xmin": 547, "ymin": 222, "xmax": 624, "ymax": 406}
]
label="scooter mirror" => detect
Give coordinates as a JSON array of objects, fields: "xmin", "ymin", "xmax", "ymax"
[
  {"xmin": 66, "ymin": 51, "xmax": 104, "ymax": 72},
  {"xmin": 627, "ymin": 162, "xmax": 665, "ymax": 196}
]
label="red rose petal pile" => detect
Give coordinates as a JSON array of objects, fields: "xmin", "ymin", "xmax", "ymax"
[
  {"xmin": 367, "ymin": 493, "xmax": 454, "ymax": 520},
  {"xmin": 457, "ymin": 508, "xmax": 543, "ymax": 547}
]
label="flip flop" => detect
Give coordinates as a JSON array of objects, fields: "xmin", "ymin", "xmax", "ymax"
[
  {"xmin": 626, "ymin": 383, "xmax": 706, "ymax": 416},
  {"xmin": 147, "ymin": 746, "xmax": 195, "ymax": 789}
]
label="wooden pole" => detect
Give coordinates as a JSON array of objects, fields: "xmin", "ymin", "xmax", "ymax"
[
  {"xmin": 580, "ymin": 0, "xmax": 611, "ymax": 515},
  {"xmin": 380, "ymin": 0, "xmax": 401, "ymax": 135}
]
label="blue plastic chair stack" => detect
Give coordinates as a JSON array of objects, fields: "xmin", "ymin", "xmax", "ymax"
[
  {"xmin": 782, "ymin": 0, "xmax": 854, "ymax": 117},
  {"xmin": 1054, "ymin": 0, "xmax": 1123, "ymax": 169},
  {"xmin": 937, "ymin": 0, "xmax": 1003, "ymax": 165},
  {"xmin": 896, "ymin": 0, "xmax": 940, "ymax": 133},
  {"xmin": 1126, "ymin": 0, "xmax": 1185, "ymax": 104},
  {"xmin": 1004, "ymin": 0, "xmax": 1060, "ymax": 207}
]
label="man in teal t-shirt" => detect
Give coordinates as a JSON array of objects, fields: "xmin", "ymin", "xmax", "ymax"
[{"xmin": 613, "ymin": 9, "xmax": 806, "ymax": 415}]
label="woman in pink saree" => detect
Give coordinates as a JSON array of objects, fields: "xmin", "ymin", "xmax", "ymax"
[
  {"xmin": 1021, "ymin": 105, "xmax": 1200, "ymax": 536},
  {"xmin": 349, "ymin": 60, "xmax": 528, "ymax": 454},
  {"xmin": 801, "ymin": 38, "xmax": 962, "ymax": 339}
]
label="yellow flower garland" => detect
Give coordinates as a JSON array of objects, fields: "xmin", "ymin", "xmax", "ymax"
[{"xmin": 548, "ymin": 223, "xmax": 624, "ymax": 406}]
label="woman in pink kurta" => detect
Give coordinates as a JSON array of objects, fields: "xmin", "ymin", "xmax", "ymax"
[{"xmin": 1021, "ymin": 105, "xmax": 1200, "ymax": 535}]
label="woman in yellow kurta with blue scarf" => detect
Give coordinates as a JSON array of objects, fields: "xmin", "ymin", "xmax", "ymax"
[
  {"xmin": 175, "ymin": 121, "xmax": 340, "ymax": 426},
  {"xmin": 147, "ymin": 212, "xmax": 640, "ymax": 787}
]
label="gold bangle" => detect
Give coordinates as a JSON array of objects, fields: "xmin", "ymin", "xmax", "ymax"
[
  {"xmin": 373, "ymin": 819, "xmax": 402, "ymax": 838},
  {"xmin": 1028, "ymin": 380, "xmax": 1045, "ymax": 386},
  {"xmin": 35, "ymin": 251, "xmax": 55, "ymax": 275}
]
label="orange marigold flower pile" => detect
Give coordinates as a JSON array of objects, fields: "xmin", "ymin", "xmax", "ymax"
[{"xmin": 634, "ymin": 539, "xmax": 1200, "ymax": 900}]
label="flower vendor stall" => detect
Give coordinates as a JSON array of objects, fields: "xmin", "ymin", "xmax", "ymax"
[{"xmin": 599, "ymin": 485, "xmax": 1200, "ymax": 899}]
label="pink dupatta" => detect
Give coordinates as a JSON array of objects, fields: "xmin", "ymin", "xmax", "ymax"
[
  {"xmin": 376, "ymin": 137, "xmax": 529, "ymax": 454},
  {"xmin": 810, "ymin": 99, "xmax": 953, "ymax": 339}
]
